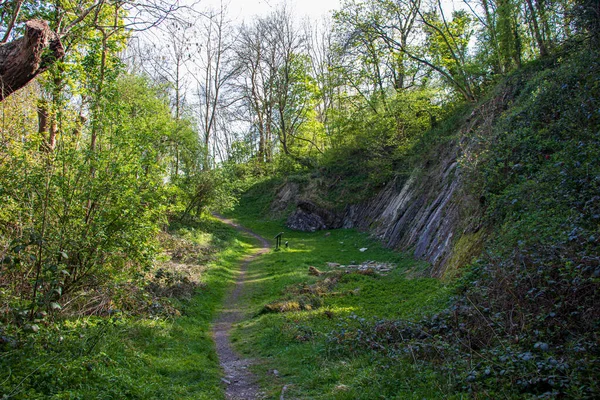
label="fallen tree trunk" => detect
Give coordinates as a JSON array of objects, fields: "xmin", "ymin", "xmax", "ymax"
[{"xmin": 0, "ymin": 20, "xmax": 65, "ymax": 101}]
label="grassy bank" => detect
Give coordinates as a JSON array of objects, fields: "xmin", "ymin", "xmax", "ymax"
[{"xmin": 0, "ymin": 217, "xmax": 255, "ymax": 399}]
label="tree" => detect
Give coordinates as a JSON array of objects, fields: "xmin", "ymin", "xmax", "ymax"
[
  {"xmin": 190, "ymin": 3, "xmax": 237, "ymax": 169},
  {"xmin": 131, "ymin": 19, "xmax": 196, "ymax": 177},
  {"xmin": 0, "ymin": 0, "xmax": 187, "ymax": 102},
  {"xmin": 421, "ymin": 7, "xmax": 478, "ymax": 100},
  {"xmin": 235, "ymin": 16, "xmax": 277, "ymax": 163},
  {"xmin": 334, "ymin": 0, "xmax": 397, "ymax": 111},
  {"xmin": 356, "ymin": 0, "xmax": 478, "ymax": 101},
  {"xmin": 573, "ymin": 0, "xmax": 600, "ymax": 41},
  {"xmin": 233, "ymin": 5, "xmax": 321, "ymax": 166},
  {"xmin": 306, "ymin": 17, "xmax": 340, "ymax": 146}
]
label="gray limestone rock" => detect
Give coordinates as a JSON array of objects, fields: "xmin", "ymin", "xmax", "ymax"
[{"xmin": 287, "ymin": 209, "xmax": 326, "ymax": 232}]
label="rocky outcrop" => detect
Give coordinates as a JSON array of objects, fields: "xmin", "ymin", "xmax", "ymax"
[
  {"xmin": 271, "ymin": 182, "xmax": 299, "ymax": 214},
  {"xmin": 287, "ymin": 208, "xmax": 326, "ymax": 232},
  {"xmin": 282, "ymin": 141, "xmax": 482, "ymax": 277},
  {"xmin": 341, "ymin": 143, "xmax": 480, "ymax": 277},
  {"xmin": 287, "ymin": 200, "xmax": 342, "ymax": 232},
  {"xmin": 279, "ymin": 92, "xmax": 513, "ymax": 276}
]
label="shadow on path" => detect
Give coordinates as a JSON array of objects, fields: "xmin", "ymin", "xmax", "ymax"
[{"xmin": 212, "ymin": 213, "xmax": 270, "ymax": 400}]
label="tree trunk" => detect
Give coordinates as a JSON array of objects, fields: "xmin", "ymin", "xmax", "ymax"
[
  {"xmin": 37, "ymin": 101, "xmax": 58, "ymax": 151},
  {"xmin": 38, "ymin": 101, "xmax": 48, "ymax": 137},
  {"xmin": 0, "ymin": 20, "xmax": 65, "ymax": 101},
  {"xmin": 525, "ymin": 0, "xmax": 548, "ymax": 57},
  {"xmin": 481, "ymin": 0, "xmax": 503, "ymax": 74}
]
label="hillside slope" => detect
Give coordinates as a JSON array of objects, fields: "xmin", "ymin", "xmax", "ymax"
[{"xmin": 270, "ymin": 47, "xmax": 598, "ymax": 279}]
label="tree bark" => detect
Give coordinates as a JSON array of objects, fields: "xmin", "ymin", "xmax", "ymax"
[
  {"xmin": 524, "ymin": 0, "xmax": 548, "ymax": 57},
  {"xmin": 37, "ymin": 99, "xmax": 58, "ymax": 151},
  {"xmin": 0, "ymin": 20, "xmax": 65, "ymax": 101}
]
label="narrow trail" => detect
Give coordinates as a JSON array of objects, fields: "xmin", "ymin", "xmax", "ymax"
[{"xmin": 212, "ymin": 214, "xmax": 270, "ymax": 400}]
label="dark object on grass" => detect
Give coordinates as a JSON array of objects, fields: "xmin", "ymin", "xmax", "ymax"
[{"xmin": 274, "ymin": 232, "xmax": 284, "ymax": 250}]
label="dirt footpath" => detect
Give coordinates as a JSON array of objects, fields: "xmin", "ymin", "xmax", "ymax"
[{"xmin": 212, "ymin": 214, "xmax": 270, "ymax": 400}]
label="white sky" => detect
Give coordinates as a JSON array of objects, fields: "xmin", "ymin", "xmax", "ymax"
[
  {"xmin": 197, "ymin": 0, "xmax": 468, "ymax": 23},
  {"xmin": 201, "ymin": 0, "xmax": 342, "ymax": 21}
]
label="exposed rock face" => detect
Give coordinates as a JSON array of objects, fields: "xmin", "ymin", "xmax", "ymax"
[
  {"xmin": 271, "ymin": 182, "xmax": 299, "ymax": 214},
  {"xmin": 287, "ymin": 208, "xmax": 326, "ymax": 232},
  {"xmin": 342, "ymin": 144, "xmax": 478, "ymax": 277},
  {"xmin": 283, "ymin": 143, "xmax": 481, "ymax": 277},
  {"xmin": 286, "ymin": 200, "xmax": 341, "ymax": 232},
  {"xmin": 279, "ymin": 92, "xmax": 514, "ymax": 277}
]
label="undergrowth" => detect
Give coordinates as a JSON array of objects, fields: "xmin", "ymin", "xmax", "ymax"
[
  {"xmin": 442, "ymin": 45, "xmax": 600, "ymax": 398},
  {"xmin": 0, "ymin": 216, "xmax": 253, "ymax": 399}
]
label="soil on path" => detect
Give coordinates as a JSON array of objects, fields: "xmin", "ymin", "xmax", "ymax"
[{"xmin": 212, "ymin": 214, "xmax": 270, "ymax": 400}]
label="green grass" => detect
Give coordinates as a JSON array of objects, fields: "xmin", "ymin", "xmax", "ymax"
[
  {"xmin": 226, "ymin": 194, "xmax": 456, "ymax": 399},
  {"xmin": 1, "ymin": 192, "xmax": 455, "ymax": 399},
  {"xmin": 0, "ymin": 216, "xmax": 256, "ymax": 399}
]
